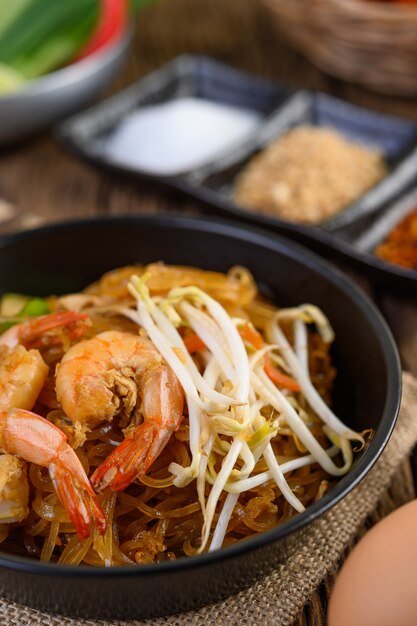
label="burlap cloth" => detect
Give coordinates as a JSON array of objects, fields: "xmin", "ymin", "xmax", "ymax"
[{"xmin": 0, "ymin": 373, "xmax": 415, "ymax": 625}]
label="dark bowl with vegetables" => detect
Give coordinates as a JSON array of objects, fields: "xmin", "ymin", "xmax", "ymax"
[
  {"xmin": 0, "ymin": 215, "xmax": 401, "ymax": 619},
  {"xmin": 0, "ymin": 0, "xmax": 138, "ymax": 146}
]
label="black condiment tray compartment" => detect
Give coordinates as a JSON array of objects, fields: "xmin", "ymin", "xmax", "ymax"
[{"xmin": 57, "ymin": 55, "xmax": 417, "ymax": 290}]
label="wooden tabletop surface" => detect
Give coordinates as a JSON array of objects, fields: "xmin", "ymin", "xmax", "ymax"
[{"xmin": 0, "ymin": 0, "xmax": 415, "ymax": 394}]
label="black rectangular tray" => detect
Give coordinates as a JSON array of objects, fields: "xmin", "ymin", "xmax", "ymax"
[{"xmin": 57, "ymin": 55, "xmax": 417, "ymax": 291}]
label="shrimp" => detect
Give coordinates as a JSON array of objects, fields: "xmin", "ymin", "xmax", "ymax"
[
  {"xmin": 0, "ymin": 408, "xmax": 106, "ymax": 538},
  {"xmin": 55, "ymin": 330, "xmax": 184, "ymax": 492},
  {"xmin": 0, "ymin": 311, "xmax": 105, "ymax": 537},
  {"xmin": 0, "ymin": 454, "xmax": 29, "ymax": 524},
  {"xmin": 0, "ymin": 310, "xmax": 90, "ymax": 412},
  {"xmin": 0, "ymin": 345, "xmax": 48, "ymax": 412},
  {"xmin": 0, "ymin": 310, "xmax": 90, "ymax": 350}
]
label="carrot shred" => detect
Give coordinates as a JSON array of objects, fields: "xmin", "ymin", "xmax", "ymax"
[
  {"xmin": 184, "ymin": 322, "xmax": 263, "ymax": 354},
  {"xmin": 240, "ymin": 323, "xmax": 299, "ymax": 391},
  {"xmin": 184, "ymin": 325, "xmax": 299, "ymax": 394},
  {"xmin": 239, "ymin": 322, "xmax": 264, "ymax": 349},
  {"xmin": 183, "ymin": 334, "xmax": 206, "ymax": 354},
  {"xmin": 264, "ymin": 355, "xmax": 300, "ymax": 392}
]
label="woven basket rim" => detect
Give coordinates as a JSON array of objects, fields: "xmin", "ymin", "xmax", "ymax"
[
  {"xmin": 331, "ymin": 0, "xmax": 417, "ymax": 18},
  {"xmin": 262, "ymin": 0, "xmax": 417, "ymax": 95},
  {"xmin": 266, "ymin": 0, "xmax": 417, "ymax": 19}
]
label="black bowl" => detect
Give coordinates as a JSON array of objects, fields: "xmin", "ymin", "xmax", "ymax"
[{"xmin": 0, "ymin": 215, "xmax": 401, "ymax": 619}]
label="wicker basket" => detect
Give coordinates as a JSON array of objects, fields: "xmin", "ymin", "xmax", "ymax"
[{"xmin": 262, "ymin": 0, "xmax": 417, "ymax": 96}]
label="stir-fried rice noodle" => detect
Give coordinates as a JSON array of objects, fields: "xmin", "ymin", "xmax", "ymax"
[{"xmin": 0, "ymin": 263, "xmax": 367, "ymax": 565}]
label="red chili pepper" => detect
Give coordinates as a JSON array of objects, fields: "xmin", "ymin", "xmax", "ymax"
[
  {"xmin": 375, "ymin": 208, "xmax": 417, "ymax": 270},
  {"xmin": 76, "ymin": 0, "xmax": 128, "ymax": 60}
]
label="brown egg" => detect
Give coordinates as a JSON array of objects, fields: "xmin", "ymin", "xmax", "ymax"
[{"xmin": 328, "ymin": 499, "xmax": 417, "ymax": 626}]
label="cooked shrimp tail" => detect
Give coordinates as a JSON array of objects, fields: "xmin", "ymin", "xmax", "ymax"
[
  {"xmin": 91, "ymin": 421, "xmax": 174, "ymax": 492},
  {"xmin": 50, "ymin": 460, "xmax": 106, "ymax": 539},
  {"xmin": 0, "ymin": 311, "xmax": 90, "ymax": 349},
  {"xmin": 0, "ymin": 408, "xmax": 106, "ymax": 538},
  {"xmin": 90, "ymin": 361, "xmax": 184, "ymax": 492}
]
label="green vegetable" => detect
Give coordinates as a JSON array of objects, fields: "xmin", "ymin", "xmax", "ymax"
[
  {"xmin": 0, "ymin": 0, "xmax": 32, "ymax": 38},
  {"xmin": 0, "ymin": 0, "xmax": 157, "ymax": 94},
  {"xmin": 0, "ymin": 294, "xmax": 50, "ymax": 334},
  {"xmin": 20, "ymin": 297, "xmax": 50, "ymax": 318},
  {"xmin": 0, "ymin": 0, "xmax": 99, "ymax": 79},
  {"xmin": 0, "ymin": 63, "xmax": 25, "ymax": 94}
]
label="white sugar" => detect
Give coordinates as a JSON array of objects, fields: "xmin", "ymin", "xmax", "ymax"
[{"xmin": 106, "ymin": 97, "xmax": 261, "ymax": 176}]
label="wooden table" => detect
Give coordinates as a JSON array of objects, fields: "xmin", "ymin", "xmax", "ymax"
[{"xmin": 0, "ymin": 1, "xmax": 416, "ymax": 623}]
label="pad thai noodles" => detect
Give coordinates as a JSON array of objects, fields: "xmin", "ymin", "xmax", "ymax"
[{"xmin": 0, "ymin": 264, "xmax": 366, "ymax": 566}]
